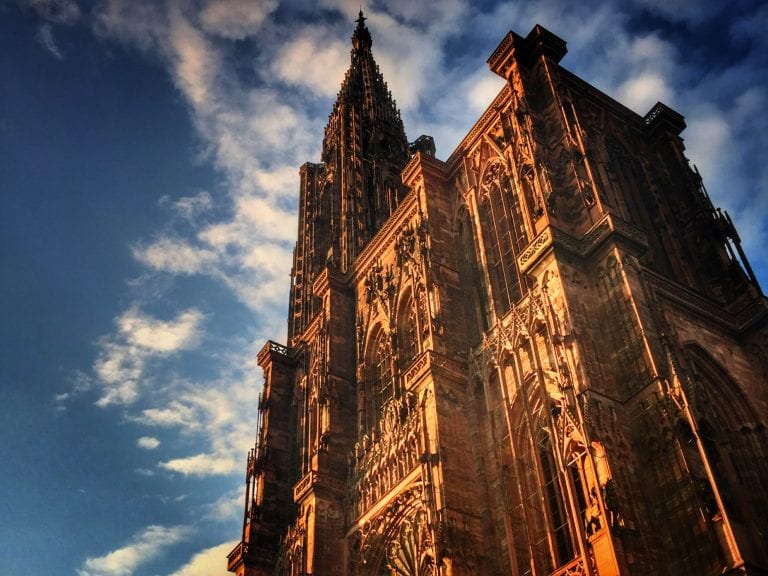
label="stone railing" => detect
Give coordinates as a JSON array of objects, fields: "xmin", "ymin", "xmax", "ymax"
[
  {"xmin": 549, "ymin": 556, "xmax": 587, "ymax": 576},
  {"xmin": 226, "ymin": 540, "xmax": 277, "ymax": 572}
]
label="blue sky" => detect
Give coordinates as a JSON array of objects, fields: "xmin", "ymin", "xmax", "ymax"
[{"xmin": 1, "ymin": 0, "xmax": 766, "ymax": 574}]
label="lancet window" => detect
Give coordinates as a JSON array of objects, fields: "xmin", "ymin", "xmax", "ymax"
[
  {"xmin": 597, "ymin": 256, "xmax": 651, "ymax": 396},
  {"xmin": 605, "ymin": 136, "xmax": 652, "ymax": 226},
  {"xmin": 364, "ymin": 327, "xmax": 395, "ymax": 430},
  {"xmin": 478, "ymin": 162, "xmax": 528, "ymax": 318},
  {"xmin": 505, "ymin": 375, "xmax": 586, "ymax": 574},
  {"xmin": 537, "ymin": 429, "xmax": 575, "ymax": 565},
  {"xmin": 397, "ymin": 293, "xmax": 418, "ymax": 371},
  {"xmin": 457, "ymin": 207, "xmax": 489, "ymax": 336},
  {"xmin": 686, "ymin": 346, "xmax": 768, "ymax": 545}
]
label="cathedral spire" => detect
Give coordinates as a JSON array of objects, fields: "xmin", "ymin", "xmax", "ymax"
[{"xmin": 314, "ymin": 10, "xmax": 409, "ymax": 272}]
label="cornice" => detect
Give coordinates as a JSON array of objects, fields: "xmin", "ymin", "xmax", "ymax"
[{"xmin": 517, "ymin": 213, "xmax": 649, "ymax": 273}]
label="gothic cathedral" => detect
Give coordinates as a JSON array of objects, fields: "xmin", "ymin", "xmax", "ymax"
[{"xmin": 227, "ymin": 14, "xmax": 768, "ymax": 576}]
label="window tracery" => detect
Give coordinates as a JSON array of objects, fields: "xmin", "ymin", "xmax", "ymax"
[
  {"xmin": 597, "ymin": 256, "xmax": 651, "ymax": 396},
  {"xmin": 685, "ymin": 346, "xmax": 768, "ymax": 548},
  {"xmin": 478, "ymin": 160, "xmax": 528, "ymax": 318},
  {"xmin": 456, "ymin": 208, "xmax": 489, "ymax": 334},
  {"xmin": 363, "ymin": 327, "xmax": 395, "ymax": 432},
  {"xmin": 398, "ymin": 293, "xmax": 418, "ymax": 371}
]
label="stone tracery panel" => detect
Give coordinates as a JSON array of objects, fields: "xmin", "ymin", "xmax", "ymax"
[{"xmin": 351, "ymin": 393, "xmax": 422, "ymax": 521}]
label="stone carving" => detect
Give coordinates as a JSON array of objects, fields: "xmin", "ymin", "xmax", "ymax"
[
  {"xmin": 385, "ymin": 510, "xmax": 436, "ymax": 576},
  {"xmin": 351, "ymin": 393, "xmax": 421, "ymax": 519}
]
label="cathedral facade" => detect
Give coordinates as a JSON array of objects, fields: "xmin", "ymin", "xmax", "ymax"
[{"xmin": 227, "ymin": 14, "xmax": 768, "ymax": 576}]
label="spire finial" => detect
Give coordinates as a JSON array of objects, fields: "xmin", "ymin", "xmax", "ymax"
[{"xmin": 352, "ymin": 8, "xmax": 372, "ymax": 50}]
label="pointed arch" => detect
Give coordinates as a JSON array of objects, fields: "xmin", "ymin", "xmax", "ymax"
[
  {"xmin": 363, "ymin": 323, "xmax": 395, "ymax": 432},
  {"xmin": 683, "ymin": 343, "xmax": 768, "ymax": 541},
  {"xmin": 353, "ymin": 485, "xmax": 434, "ymax": 576},
  {"xmin": 477, "ymin": 158, "xmax": 528, "ymax": 318},
  {"xmin": 595, "ymin": 255, "xmax": 651, "ymax": 396},
  {"xmin": 454, "ymin": 201, "xmax": 489, "ymax": 336},
  {"xmin": 504, "ymin": 370, "xmax": 585, "ymax": 573},
  {"xmin": 396, "ymin": 286, "xmax": 419, "ymax": 373}
]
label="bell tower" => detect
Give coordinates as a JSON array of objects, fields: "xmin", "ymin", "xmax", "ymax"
[{"xmin": 288, "ymin": 12, "xmax": 410, "ymax": 343}]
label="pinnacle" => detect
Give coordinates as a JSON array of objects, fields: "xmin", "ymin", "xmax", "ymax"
[{"xmin": 352, "ymin": 9, "xmax": 372, "ymax": 50}]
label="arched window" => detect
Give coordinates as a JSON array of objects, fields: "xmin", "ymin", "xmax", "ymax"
[
  {"xmin": 685, "ymin": 346, "xmax": 768, "ymax": 559},
  {"xmin": 478, "ymin": 162, "xmax": 528, "ymax": 318},
  {"xmin": 397, "ymin": 293, "xmax": 418, "ymax": 371},
  {"xmin": 457, "ymin": 208, "xmax": 489, "ymax": 335},
  {"xmin": 537, "ymin": 429, "xmax": 575, "ymax": 565},
  {"xmin": 365, "ymin": 327, "xmax": 394, "ymax": 430},
  {"xmin": 597, "ymin": 256, "xmax": 651, "ymax": 396},
  {"xmin": 505, "ymin": 382, "xmax": 583, "ymax": 574}
]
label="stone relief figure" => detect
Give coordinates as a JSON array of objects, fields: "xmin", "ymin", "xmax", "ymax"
[
  {"xmin": 585, "ymin": 487, "xmax": 602, "ymax": 537},
  {"xmin": 590, "ymin": 440, "xmax": 622, "ymax": 527}
]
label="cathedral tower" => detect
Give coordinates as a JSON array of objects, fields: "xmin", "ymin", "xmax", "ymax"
[{"xmin": 228, "ymin": 17, "xmax": 768, "ymax": 576}]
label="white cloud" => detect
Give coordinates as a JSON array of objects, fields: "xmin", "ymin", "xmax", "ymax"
[
  {"xmin": 137, "ymin": 436, "xmax": 160, "ymax": 450},
  {"xmin": 466, "ymin": 73, "xmax": 506, "ymax": 114},
  {"xmin": 168, "ymin": 541, "xmax": 237, "ymax": 576},
  {"xmin": 133, "ymin": 237, "xmax": 217, "ymax": 275},
  {"xmin": 229, "ymin": 195, "xmax": 296, "ymax": 243},
  {"xmin": 92, "ymin": 307, "xmax": 204, "ymax": 407},
  {"xmin": 78, "ymin": 525, "xmax": 191, "ymax": 576},
  {"xmin": 132, "ymin": 369, "xmax": 261, "ymax": 477},
  {"xmin": 53, "ymin": 391, "xmax": 70, "ymax": 411},
  {"xmin": 273, "ymin": 27, "xmax": 348, "ymax": 97},
  {"xmin": 199, "ymin": 0, "xmax": 277, "ymax": 39},
  {"xmin": 169, "ymin": 8, "xmax": 219, "ymax": 111},
  {"xmin": 159, "ymin": 452, "xmax": 238, "ymax": 476},
  {"xmin": 136, "ymin": 400, "xmax": 201, "ymax": 430},
  {"xmin": 93, "ymin": 341, "xmax": 143, "ymax": 406},
  {"xmin": 204, "ymin": 488, "xmax": 242, "ymax": 522},
  {"xmin": 617, "ymin": 71, "xmax": 673, "ymax": 113},
  {"xmin": 119, "ymin": 308, "xmax": 204, "ymax": 353},
  {"xmin": 163, "ymin": 191, "xmax": 214, "ymax": 220},
  {"xmin": 92, "ymin": 0, "xmax": 167, "ymax": 51}
]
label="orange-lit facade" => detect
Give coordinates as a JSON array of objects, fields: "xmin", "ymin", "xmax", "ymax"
[{"xmin": 228, "ymin": 15, "xmax": 768, "ymax": 576}]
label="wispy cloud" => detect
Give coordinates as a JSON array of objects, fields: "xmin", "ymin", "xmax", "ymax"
[
  {"xmin": 36, "ymin": 23, "xmax": 64, "ymax": 59},
  {"xmin": 28, "ymin": 0, "xmax": 81, "ymax": 24},
  {"xmin": 136, "ymin": 436, "xmax": 160, "ymax": 450},
  {"xmin": 133, "ymin": 364, "xmax": 261, "ymax": 477},
  {"xmin": 199, "ymin": 0, "xmax": 277, "ymax": 39},
  {"xmin": 159, "ymin": 452, "xmax": 238, "ymax": 476},
  {"xmin": 92, "ymin": 307, "xmax": 204, "ymax": 407},
  {"xmin": 92, "ymin": 0, "xmax": 166, "ymax": 52},
  {"xmin": 203, "ymin": 487, "xmax": 242, "ymax": 522},
  {"xmin": 160, "ymin": 191, "xmax": 214, "ymax": 221},
  {"xmin": 78, "ymin": 525, "xmax": 191, "ymax": 576},
  {"xmin": 26, "ymin": 0, "xmax": 81, "ymax": 59},
  {"xmin": 133, "ymin": 237, "xmax": 217, "ymax": 276},
  {"xmin": 272, "ymin": 26, "xmax": 348, "ymax": 97},
  {"xmin": 168, "ymin": 540, "xmax": 236, "ymax": 576}
]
